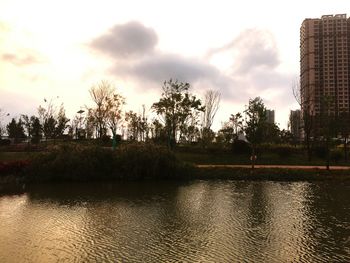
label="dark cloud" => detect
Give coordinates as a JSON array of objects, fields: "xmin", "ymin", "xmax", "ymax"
[
  {"xmin": 90, "ymin": 21, "xmax": 158, "ymax": 59},
  {"xmin": 114, "ymin": 54, "xmax": 221, "ymax": 83},
  {"xmin": 1, "ymin": 52, "xmax": 43, "ymax": 66},
  {"xmin": 111, "ymin": 53, "xmax": 242, "ymax": 100}
]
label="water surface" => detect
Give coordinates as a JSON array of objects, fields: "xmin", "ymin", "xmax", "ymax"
[{"xmin": 0, "ymin": 180, "xmax": 349, "ymax": 262}]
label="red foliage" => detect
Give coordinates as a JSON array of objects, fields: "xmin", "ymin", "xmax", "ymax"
[{"xmin": 0, "ymin": 160, "xmax": 30, "ymax": 176}]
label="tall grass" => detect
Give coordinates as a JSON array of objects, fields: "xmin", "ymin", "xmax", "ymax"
[{"xmin": 26, "ymin": 143, "xmax": 191, "ymax": 182}]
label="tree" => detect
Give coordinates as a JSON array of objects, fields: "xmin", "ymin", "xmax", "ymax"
[
  {"xmin": 217, "ymin": 122, "xmax": 235, "ymax": 145},
  {"xmin": 319, "ymin": 96, "xmax": 337, "ymax": 170},
  {"xmin": 21, "ymin": 115, "xmax": 43, "ymax": 143},
  {"xmin": 150, "ymin": 119, "xmax": 166, "ymax": 143},
  {"xmin": 244, "ymin": 97, "xmax": 267, "ymax": 169},
  {"xmin": 55, "ymin": 106, "xmax": 70, "ymax": 138},
  {"xmin": 30, "ymin": 116, "xmax": 42, "ymax": 143},
  {"xmin": 0, "ymin": 109, "xmax": 9, "ymax": 137},
  {"xmin": 38, "ymin": 98, "xmax": 69, "ymax": 140},
  {"xmin": 293, "ymin": 78, "xmax": 314, "ymax": 161},
  {"xmin": 88, "ymin": 80, "xmax": 125, "ymax": 139},
  {"xmin": 229, "ymin": 112, "xmax": 244, "ymax": 138},
  {"xmin": 21, "ymin": 115, "xmax": 32, "ymax": 138},
  {"xmin": 125, "ymin": 110, "xmax": 139, "ymax": 141},
  {"xmin": 6, "ymin": 118, "xmax": 26, "ymax": 143},
  {"xmin": 152, "ymin": 79, "xmax": 204, "ymax": 149},
  {"xmin": 201, "ymin": 90, "xmax": 220, "ymax": 143},
  {"xmin": 43, "ymin": 116, "xmax": 57, "ymax": 139},
  {"xmin": 337, "ymin": 112, "xmax": 350, "ymax": 161}
]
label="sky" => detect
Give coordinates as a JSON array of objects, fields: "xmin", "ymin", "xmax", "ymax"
[{"xmin": 0, "ymin": 0, "xmax": 349, "ymax": 131}]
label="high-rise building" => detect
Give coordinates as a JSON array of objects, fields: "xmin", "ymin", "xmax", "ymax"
[
  {"xmin": 289, "ymin": 110, "xmax": 302, "ymax": 140},
  {"xmin": 266, "ymin": 109, "xmax": 275, "ymax": 124},
  {"xmin": 300, "ymin": 14, "xmax": 350, "ymax": 132}
]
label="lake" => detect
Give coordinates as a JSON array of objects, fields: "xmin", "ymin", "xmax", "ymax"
[{"xmin": 0, "ymin": 180, "xmax": 349, "ymax": 262}]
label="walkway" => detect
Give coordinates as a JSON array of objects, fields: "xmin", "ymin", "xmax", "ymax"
[{"xmin": 197, "ymin": 164, "xmax": 350, "ymax": 170}]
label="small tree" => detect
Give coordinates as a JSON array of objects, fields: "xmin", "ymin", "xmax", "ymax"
[
  {"xmin": 30, "ymin": 116, "xmax": 42, "ymax": 143},
  {"xmin": 338, "ymin": 112, "xmax": 350, "ymax": 161},
  {"xmin": 152, "ymin": 79, "xmax": 204, "ymax": 149},
  {"xmin": 21, "ymin": 115, "xmax": 43, "ymax": 143},
  {"xmin": 38, "ymin": 98, "xmax": 69, "ymax": 140},
  {"xmin": 88, "ymin": 80, "xmax": 125, "ymax": 139},
  {"xmin": 319, "ymin": 96, "xmax": 337, "ymax": 170},
  {"xmin": 7, "ymin": 118, "xmax": 26, "ymax": 143},
  {"xmin": 244, "ymin": 97, "xmax": 267, "ymax": 169}
]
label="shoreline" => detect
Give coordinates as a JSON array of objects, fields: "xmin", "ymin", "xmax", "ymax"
[{"xmin": 1, "ymin": 165, "xmax": 350, "ymax": 195}]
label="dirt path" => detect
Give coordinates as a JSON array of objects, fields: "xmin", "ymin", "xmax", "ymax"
[{"xmin": 197, "ymin": 164, "xmax": 350, "ymax": 170}]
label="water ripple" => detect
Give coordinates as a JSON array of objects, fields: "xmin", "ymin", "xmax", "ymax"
[{"xmin": 0, "ymin": 181, "xmax": 349, "ymax": 262}]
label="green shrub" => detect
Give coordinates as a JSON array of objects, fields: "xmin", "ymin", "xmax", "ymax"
[
  {"xmin": 115, "ymin": 143, "xmax": 189, "ymax": 179},
  {"xmin": 330, "ymin": 149, "xmax": 343, "ymax": 163},
  {"xmin": 275, "ymin": 145, "xmax": 294, "ymax": 158},
  {"xmin": 0, "ymin": 139, "xmax": 11, "ymax": 146},
  {"xmin": 26, "ymin": 143, "xmax": 191, "ymax": 182},
  {"xmin": 28, "ymin": 145, "xmax": 115, "ymax": 181},
  {"xmin": 232, "ymin": 140, "xmax": 251, "ymax": 154},
  {"xmin": 313, "ymin": 145, "xmax": 328, "ymax": 159},
  {"xmin": 31, "ymin": 137, "xmax": 41, "ymax": 144}
]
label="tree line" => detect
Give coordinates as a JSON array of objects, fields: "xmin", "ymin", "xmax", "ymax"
[{"xmin": 0, "ymin": 79, "xmax": 292, "ymax": 149}]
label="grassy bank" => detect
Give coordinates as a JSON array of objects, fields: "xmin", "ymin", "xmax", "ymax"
[
  {"xmin": 1, "ymin": 143, "xmax": 350, "ymax": 187},
  {"xmin": 194, "ymin": 167, "xmax": 350, "ymax": 181}
]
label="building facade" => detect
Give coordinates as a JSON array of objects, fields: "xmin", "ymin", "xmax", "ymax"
[
  {"xmin": 300, "ymin": 14, "xmax": 350, "ymax": 133},
  {"xmin": 289, "ymin": 110, "xmax": 302, "ymax": 140},
  {"xmin": 266, "ymin": 109, "xmax": 275, "ymax": 124}
]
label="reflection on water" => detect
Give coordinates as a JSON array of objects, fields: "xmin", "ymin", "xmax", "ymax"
[{"xmin": 0, "ymin": 180, "xmax": 349, "ymax": 262}]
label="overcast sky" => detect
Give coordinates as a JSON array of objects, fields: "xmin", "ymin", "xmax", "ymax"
[{"xmin": 0, "ymin": 0, "xmax": 349, "ymax": 130}]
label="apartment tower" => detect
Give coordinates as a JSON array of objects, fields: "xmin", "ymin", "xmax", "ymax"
[{"xmin": 300, "ymin": 14, "xmax": 350, "ymax": 132}]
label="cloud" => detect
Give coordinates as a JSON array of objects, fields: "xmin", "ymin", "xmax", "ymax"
[
  {"xmin": 114, "ymin": 53, "xmax": 224, "ymax": 84},
  {"xmin": 0, "ymin": 21, "xmax": 10, "ymax": 33},
  {"xmin": 1, "ymin": 52, "xmax": 44, "ymax": 66},
  {"xmin": 91, "ymin": 22, "xmax": 294, "ymax": 117},
  {"xmin": 90, "ymin": 21, "xmax": 158, "ymax": 59},
  {"xmin": 208, "ymin": 29, "xmax": 280, "ymax": 74}
]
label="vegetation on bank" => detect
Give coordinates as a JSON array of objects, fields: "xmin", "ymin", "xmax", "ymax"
[
  {"xmin": 1, "ymin": 142, "xmax": 350, "ymax": 186},
  {"xmin": 195, "ymin": 167, "xmax": 350, "ymax": 181},
  {"xmin": 4, "ymin": 143, "xmax": 192, "ymax": 183}
]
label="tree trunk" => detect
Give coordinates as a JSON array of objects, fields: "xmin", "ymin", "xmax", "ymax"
[
  {"xmin": 344, "ymin": 137, "xmax": 348, "ymax": 162},
  {"xmin": 251, "ymin": 146, "xmax": 256, "ymax": 170},
  {"xmin": 326, "ymin": 137, "xmax": 330, "ymax": 171},
  {"xmin": 306, "ymin": 134, "xmax": 312, "ymax": 161}
]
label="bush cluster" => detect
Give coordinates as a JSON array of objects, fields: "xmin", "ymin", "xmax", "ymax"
[
  {"xmin": 0, "ymin": 139, "xmax": 11, "ymax": 146},
  {"xmin": 231, "ymin": 140, "xmax": 251, "ymax": 154},
  {"xmin": 0, "ymin": 160, "xmax": 29, "ymax": 176},
  {"xmin": 26, "ymin": 143, "xmax": 191, "ymax": 182},
  {"xmin": 258, "ymin": 143, "xmax": 301, "ymax": 157}
]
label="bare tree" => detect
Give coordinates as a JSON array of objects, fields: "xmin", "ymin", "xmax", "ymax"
[
  {"xmin": 88, "ymin": 80, "xmax": 125, "ymax": 139},
  {"xmin": 292, "ymin": 78, "xmax": 313, "ymax": 161},
  {"xmin": 200, "ymin": 90, "xmax": 220, "ymax": 145},
  {"xmin": 0, "ymin": 109, "xmax": 9, "ymax": 137},
  {"xmin": 202, "ymin": 90, "xmax": 221, "ymax": 130}
]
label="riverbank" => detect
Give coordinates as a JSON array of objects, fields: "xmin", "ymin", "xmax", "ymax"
[
  {"xmin": 194, "ymin": 166, "xmax": 350, "ymax": 181},
  {"xmin": 1, "ymin": 164, "xmax": 350, "ymax": 193},
  {"xmin": 1, "ymin": 143, "xmax": 350, "ymax": 190}
]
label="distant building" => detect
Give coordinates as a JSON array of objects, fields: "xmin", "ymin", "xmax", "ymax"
[
  {"xmin": 289, "ymin": 110, "xmax": 302, "ymax": 140},
  {"xmin": 300, "ymin": 14, "xmax": 350, "ymax": 134},
  {"xmin": 266, "ymin": 109, "xmax": 275, "ymax": 124}
]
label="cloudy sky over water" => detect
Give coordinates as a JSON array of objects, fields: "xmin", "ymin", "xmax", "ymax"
[{"xmin": 0, "ymin": 0, "xmax": 349, "ymax": 130}]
